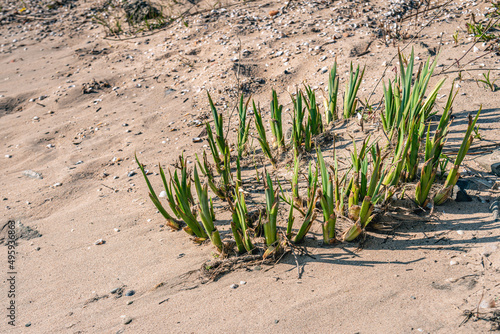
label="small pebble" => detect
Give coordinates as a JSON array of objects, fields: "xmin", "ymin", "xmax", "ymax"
[
  {"xmin": 230, "ymin": 284, "xmax": 239, "ymax": 289},
  {"xmin": 127, "ymin": 300, "xmax": 133, "ymax": 305},
  {"xmin": 33, "ymin": 116, "xmax": 39, "ymax": 120},
  {"xmin": 53, "ymin": 182, "xmax": 62, "ymax": 187},
  {"xmin": 25, "ymin": 322, "xmax": 31, "ymax": 327},
  {"xmin": 123, "ymin": 316, "xmax": 133, "ymax": 325},
  {"xmin": 5, "ymin": 155, "xmax": 12, "ymax": 158},
  {"xmin": 159, "ymin": 191, "xmax": 167, "ymax": 198},
  {"xmin": 450, "ymin": 260, "xmax": 458, "ymax": 266},
  {"xmin": 125, "ymin": 290, "xmax": 135, "ymax": 296},
  {"xmin": 75, "ymin": 160, "xmax": 84, "ymax": 165},
  {"xmin": 456, "ymin": 230, "xmax": 464, "ymax": 235},
  {"xmin": 192, "ymin": 137, "xmax": 202, "ymax": 143},
  {"xmin": 239, "ymin": 281, "xmax": 247, "ymax": 285},
  {"xmin": 110, "ymin": 287, "xmax": 120, "ymax": 294},
  {"xmin": 127, "ymin": 171, "xmax": 137, "ymax": 177},
  {"xmin": 94, "ymin": 239, "xmax": 105, "ymax": 245}
]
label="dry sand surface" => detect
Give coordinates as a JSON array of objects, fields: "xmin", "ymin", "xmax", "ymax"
[{"xmin": 1, "ymin": 0, "xmax": 500, "ymax": 333}]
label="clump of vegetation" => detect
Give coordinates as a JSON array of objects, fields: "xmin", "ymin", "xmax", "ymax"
[
  {"xmin": 92, "ymin": 0, "xmax": 173, "ymax": 37},
  {"xmin": 136, "ymin": 49, "xmax": 481, "ymax": 263}
]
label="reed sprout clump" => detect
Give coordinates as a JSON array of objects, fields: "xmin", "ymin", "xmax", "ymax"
[{"xmin": 136, "ymin": 50, "xmax": 482, "ymax": 260}]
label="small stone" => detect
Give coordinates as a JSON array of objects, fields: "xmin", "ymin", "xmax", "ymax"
[
  {"xmin": 159, "ymin": 191, "xmax": 167, "ymax": 198},
  {"xmin": 114, "ymin": 228, "xmax": 120, "ymax": 232},
  {"xmin": 125, "ymin": 290, "xmax": 135, "ymax": 296},
  {"xmin": 230, "ymin": 284, "xmax": 239, "ymax": 289},
  {"xmin": 123, "ymin": 316, "xmax": 133, "ymax": 325},
  {"xmin": 126, "ymin": 300, "xmax": 133, "ymax": 305},
  {"xmin": 110, "ymin": 287, "xmax": 120, "ymax": 294},
  {"xmin": 239, "ymin": 281, "xmax": 247, "ymax": 285},
  {"xmin": 94, "ymin": 239, "xmax": 105, "ymax": 245},
  {"xmin": 5, "ymin": 155, "xmax": 12, "ymax": 158},
  {"xmin": 274, "ymin": 320, "xmax": 279, "ymax": 324},
  {"xmin": 450, "ymin": 260, "xmax": 458, "ymax": 266},
  {"xmin": 122, "ymin": 123, "xmax": 129, "ymax": 127},
  {"xmin": 127, "ymin": 171, "xmax": 137, "ymax": 177},
  {"xmin": 319, "ymin": 66, "xmax": 328, "ymax": 74},
  {"xmin": 53, "ymin": 182, "xmax": 62, "ymax": 187},
  {"xmin": 46, "ymin": 144, "xmax": 55, "ymax": 148},
  {"xmin": 269, "ymin": 10, "xmax": 279, "ymax": 17},
  {"xmin": 456, "ymin": 230, "xmax": 464, "ymax": 235},
  {"xmin": 75, "ymin": 160, "xmax": 84, "ymax": 165},
  {"xmin": 192, "ymin": 137, "xmax": 202, "ymax": 143},
  {"xmin": 253, "ymin": 265, "xmax": 262, "ymax": 271},
  {"xmin": 25, "ymin": 322, "xmax": 31, "ymax": 327},
  {"xmin": 33, "ymin": 116, "xmax": 39, "ymax": 120},
  {"xmin": 474, "ymin": 150, "xmax": 500, "ymax": 177}
]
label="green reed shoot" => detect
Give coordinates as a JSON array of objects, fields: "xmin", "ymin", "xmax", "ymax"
[
  {"xmin": 135, "ymin": 154, "xmax": 181, "ymax": 230},
  {"xmin": 270, "ymin": 89, "xmax": 285, "ymax": 149},
  {"xmin": 434, "ymin": 108, "xmax": 481, "ymax": 205},
  {"xmin": 344, "ymin": 144, "xmax": 383, "ymax": 241},
  {"xmin": 253, "ymin": 100, "xmax": 276, "ymax": 166},
  {"xmin": 343, "ymin": 63, "xmax": 365, "ymax": 119},
  {"xmin": 194, "ymin": 167, "xmax": 223, "ymax": 252},
  {"xmin": 304, "ymin": 85, "xmax": 323, "ymax": 136},
  {"xmin": 231, "ymin": 187, "xmax": 254, "ymax": 253},
  {"xmin": 207, "ymin": 92, "xmax": 227, "ymax": 154},
  {"xmin": 263, "ymin": 172, "xmax": 279, "ymax": 248},
  {"xmin": 169, "ymin": 167, "xmax": 207, "ymax": 239},
  {"xmin": 415, "ymin": 86, "xmax": 457, "ymax": 206},
  {"xmin": 291, "ymin": 90, "xmax": 306, "ymax": 153},
  {"xmin": 325, "ymin": 60, "xmax": 339, "ymax": 124},
  {"xmin": 237, "ymin": 94, "xmax": 251, "ymax": 157},
  {"xmin": 317, "ymin": 147, "xmax": 336, "ymax": 243}
]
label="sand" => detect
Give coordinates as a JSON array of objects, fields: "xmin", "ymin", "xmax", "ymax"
[{"xmin": 1, "ymin": 0, "xmax": 500, "ymax": 333}]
